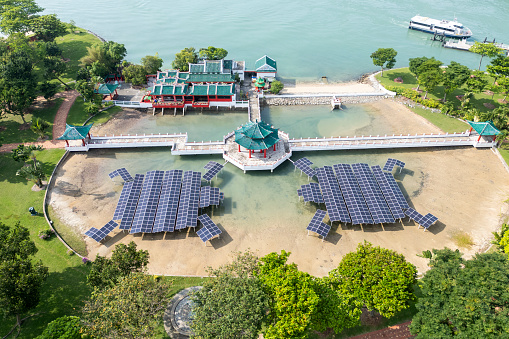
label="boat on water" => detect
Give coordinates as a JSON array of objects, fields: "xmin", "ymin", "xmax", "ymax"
[
  {"xmin": 409, "ymin": 15, "xmax": 472, "ymax": 38},
  {"xmin": 331, "ymin": 96, "xmax": 342, "ymax": 110}
]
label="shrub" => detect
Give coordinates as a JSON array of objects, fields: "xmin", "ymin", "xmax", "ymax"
[
  {"xmin": 38, "ymin": 229, "xmax": 54, "ymax": 240},
  {"xmin": 269, "ymin": 80, "xmax": 284, "ymax": 94}
]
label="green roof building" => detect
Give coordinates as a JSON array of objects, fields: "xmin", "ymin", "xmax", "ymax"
[
  {"xmin": 57, "ymin": 124, "xmax": 93, "ymax": 146},
  {"xmin": 235, "ymin": 120, "xmax": 280, "ymax": 158},
  {"xmin": 467, "ymin": 120, "xmax": 501, "ymax": 141}
]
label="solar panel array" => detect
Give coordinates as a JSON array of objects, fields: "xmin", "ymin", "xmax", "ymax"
[
  {"xmin": 405, "ymin": 208, "xmax": 438, "ymax": 230},
  {"xmin": 351, "ymin": 163, "xmax": 395, "ymax": 224},
  {"xmin": 108, "ymin": 168, "xmax": 133, "ymax": 182},
  {"xmin": 306, "ymin": 209, "xmax": 331, "ymax": 239},
  {"xmin": 197, "ymin": 214, "xmax": 222, "ymax": 242},
  {"xmin": 293, "ymin": 157, "xmax": 316, "ymax": 178},
  {"xmin": 203, "ymin": 162, "xmax": 224, "ymax": 181},
  {"xmin": 153, "ymin": 170, "xmax": 183, "ymax": 233},
  {"xmin": 299, "ymin": 183, "xmax": 324, "ymax": 203},
  {"xmin": 113, "ymin": 181, "xmax": 133, "ymax": 220},
  {"xmin": 371, "ymin": 166, "xmax": 405, "ymax": 220},
  {"xmin": 176, "ymin": 171, "xmax": 202, "ymax": 230},
  {"xmin": 85, "ymin": 220, "xmax": 118, "ymax": 242},
  {"xmin": 131, "ymin": 171, "xmax": 164, "ymax": 234},
  {"xmin": 333, "ymin": 164, "xmax": 373, "ymax": 225},
  {"xmin": 119, "ymin": 174, "xmax": 145, "ymax": 230},
  {"xmin": 316, "ymin": 166, "xmax": 351, "ymax": 223},
  {"xmin": 383, "ymin": 172, "xmax": 409, "ymax": 209},
  {"xmin": 383, "ymin": 158, "xmax": 406, "ymax": 172}
]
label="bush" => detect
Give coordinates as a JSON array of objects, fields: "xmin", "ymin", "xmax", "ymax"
[
  {"xmin": 38, "ymin": 229, "xmax": 54, "ymax": 240},
  {"xmin": 269, "ymin": 80, "xmax": 284, "ymax": 94},
  {"xmin": 36, "ymin": 315, "xmax": 83, "ymax": 339}
]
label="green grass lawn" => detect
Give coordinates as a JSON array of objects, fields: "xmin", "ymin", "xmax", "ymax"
[
  {"xmin": 410, "ymin": 106, "xmax": 469, "ymax": 133},
  {"xmin": 66, "ymin": 98, "xmax": 122, "ymax": 126},
  {"xmin": 376, "ymin": 67, "xmax": 506, "ymax": 113},
  {"xmin": 0, "ymin": 98, "xmax": 64, "ymax": 144},
  {"xmin": 499, "ymin": 143, "xmax": 509, "ymax": 164}
]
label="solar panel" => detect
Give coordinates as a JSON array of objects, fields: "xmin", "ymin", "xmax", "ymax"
[
  {"xmin": 371, "ymin": 165, "xmax": 405, "ymax": 220},
  {"xmin": 119, "ymin": 174, "xmax": 144, "ymax": 231},
  {"xmin": 197, "ymin": 214, "xmax": 222, "ymax": 242},
  {"xmin": 86, "ymin": 220, "xmax": 118, "ymax": 242},
  {"xmin": 299, "ymin": 183, "xmax": 324, "ymax": 203},
  {"xmin": 293, "ymin": 157, "xmax": 316, "ymax": 178},
  {"xmin": 404, "ymin": 208, "xmax": 422, "ymax": 220},
  {"xmin": 315, "ymin": 166, "xmax": 351, "ymax": 223},
  {"xmin": 199, "ymin": 186, "xmax": 211, "ymax": 208},
  {"xmin": 405, "ymin": 208, "xmax": 438, "ymax": 230},
  {"xmin": 384, "ymin": 172, "xmax": 409, "ymax": 209},
  {"xmin": 203, "ymin": 162, "xmax": 224, "ymax": 182},
  {"xmin": 153, "ymin": 170, "xmax": 183, "ymax": 233},
  {"xmin": 131, "ymin": 170, "xmax": 164, "ymax": 234},
  {"xmin": 204, "ymin": 161, "xmax": 218, "ymax": 170},
  {"xmin": 175, "ymin": 171, "xmax": 193, "ymax": 230},
  {"xmin": 219, "ymin": 192, "xmax": 224, "ymax": 201},
  {"xmin": 112, "ymin": 181, "xmax": 133, "ymax": 220},
  {"xmin": 306, "ymin": 209, "xmax": 331, "ymax": 239},
  {"xmin": 297, "ymin": 188, "xmax": 303, "ymax": 197},
  {"xmin": 333, "ymin": 163, "xmax": 373, "ymax": 225},
  {"xmin": 186, "ymin": 172, "xmax": 201, "ymax": 228},
  {"xmin": 351, "ymin": 163, "xmax": 395, "ymax": 224},
  {"xmin": 383, "ymin": 158, "xmax": 405, "ymax": 172},
  {"xmin": 108, "ymin": 168, "xmax": 133, "ymax": 182}
]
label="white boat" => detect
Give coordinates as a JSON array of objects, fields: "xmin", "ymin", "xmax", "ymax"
[
  {"xmin": 331, "ymin": 96, "xmax": 342, "ymax": 110},
  {"xmin": 409, "ymin": 15, "xmax": 472, "ymax": 38}
]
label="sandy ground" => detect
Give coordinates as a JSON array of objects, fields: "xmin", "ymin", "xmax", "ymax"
[
  {"xmin": 280, "ymin": 80, "xmax": 378, "ymax": 94},
  {"xmin": 47, "ymin": 87, "xmax": 509, "ymax": 277}
]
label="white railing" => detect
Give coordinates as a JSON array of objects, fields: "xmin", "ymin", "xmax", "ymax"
[
  {"xmin": 105, "ymin": 100, "xmax": 153, "ymax": 108},
  {"xmin": 288, "ymin": 131, "xmax": 470, "ymax": 143}
]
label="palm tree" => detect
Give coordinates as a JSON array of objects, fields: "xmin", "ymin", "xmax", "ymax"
[{"xmin": 30, "ymin": 118, "xmax": 50, "ymax": 139}]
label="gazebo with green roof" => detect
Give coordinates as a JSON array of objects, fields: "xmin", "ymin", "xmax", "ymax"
[
  {"xmin": 57, "ymin": 123, "xmax": 93, "ymax": 146},
  {"xmin": 235, "ymin": 120, "xmax": 279, "ymax": 158},
  {"xmin": 94, "ymin": 83, "xmax": 119, "ymax": 100},
  {"xmin": 254, "ymin": 77, "xmax": 265, "ymax": 92},
  {"xmin": 467, "ymin": 120, "xmax": 501, "ymax": 142}
]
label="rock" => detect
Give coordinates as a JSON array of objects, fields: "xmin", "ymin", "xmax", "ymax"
[{"xmin": 394, "ymin": 77, "xmax": 404, "ymax": 83}]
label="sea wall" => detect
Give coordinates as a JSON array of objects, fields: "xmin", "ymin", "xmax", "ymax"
[{"xmin": 262, "ymin": 95, "xmax": 385, "ymax": 106}]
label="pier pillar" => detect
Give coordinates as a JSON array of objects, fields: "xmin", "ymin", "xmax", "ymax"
[
  {"xmin": 162, "ymin": 108, "xmax": 164, "ymax": 115},
  {"xmin": 238, "ymin": 145, "xmax": 241, "ymax": 152},
  {"xmin": 264, "ymin": 149, "xmax": 267, "ymax": 158}
]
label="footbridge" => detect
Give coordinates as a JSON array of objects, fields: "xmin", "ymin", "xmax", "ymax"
[{"xmin": 65, "ymin": 130, "xmax": 496, "ymax": 171}]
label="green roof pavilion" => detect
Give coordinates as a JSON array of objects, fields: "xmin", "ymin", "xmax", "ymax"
[
  {"xmin": 94, "ymin": 83, "xmax": 119, "ymax": 100},
  {"xmin": 57, "ymin": 124, "xmax": 93, "ymax": 146},
  {"xmin": 467, "ymin": 120, "xmax": 501, "ymax": 141},
  {"xmin": 235, "ymin": 120, "xmax": 280, "ymax": 158},
  {"xmin": 254, "ymin": 78, "xmax": 265, "ymax": 91}
]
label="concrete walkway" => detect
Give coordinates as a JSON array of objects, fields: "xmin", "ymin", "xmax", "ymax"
[{"xmin": 0, "ymin": 90, "xmax": 78, "ymax": 153}]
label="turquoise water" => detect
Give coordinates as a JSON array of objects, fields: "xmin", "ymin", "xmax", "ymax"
[{"xmin": 39, "ymin": 0, "xmax": 509, "ymax": 81}]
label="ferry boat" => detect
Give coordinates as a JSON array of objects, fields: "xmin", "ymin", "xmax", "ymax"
[{"xmin": 409, "ymin": 15, "xmax": 472, "ymax": 38}]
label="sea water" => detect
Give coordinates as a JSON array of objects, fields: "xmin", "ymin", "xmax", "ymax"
[{"xmin": 38, "ymin": 0, "xmax": 509, "ymax": 81}]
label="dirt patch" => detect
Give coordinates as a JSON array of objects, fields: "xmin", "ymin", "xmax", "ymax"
[
  {"xmin": 19, "ymin": 123, "xmax": 31, "ymax": 130},
  {"xmin": 483, "ymin": 102, "xmax": 496, "ymax": 109}
]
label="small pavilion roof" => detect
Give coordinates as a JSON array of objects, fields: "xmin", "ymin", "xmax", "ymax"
[
  {"xmin": 254, "ymin": 77, "xmax": 266, "ymax": 87},
  {"xmin": 467, "ymin": 120, "xmax": 501, "ymax": 136},
  {"xmin": 235, "ymin": 120, "xmax": 280, "ymax": 150},
  {"xmin": 94, "ymin": 83, "xmax": 119, "ymax": 94},
  {"xmin": 254, "ymin": 55, "xmax": 277, "ymax": 72},
  {"xmin": 57, "ymin": 124, "xmax": 93, "ymax": 140},
  {"xmin": 238, "ymin": 120, "xmax": 277, "ymax": 139}
]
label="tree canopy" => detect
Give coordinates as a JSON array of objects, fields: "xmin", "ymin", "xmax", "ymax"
[
  {"xmin": 172, "ymin": 47, "xmax": 197, "ymax": 71},
  {"xmin": 0, "ymin": 0, "xmax": 42, "ymax": 34},
  {"xmin": 0, "ymin": 222, "xmax": 49, "ymax": 335},
  {"xmin": 487, "ymin": 55, "xmax": 509, "ymax": 83},
  {"xmin": 141, "ymin": 53, "xmax": 163, "ymax": 74},
  {"xmin": 30, "ymin": 14, "xmax": 67, "ymax": 42},
  {"xmin": 36, "ymin": 315, "xmax": 83, "ymax": 339},
  {"xmin": 328, "ymin": 241, "xmax": 417, "ymax": 318},
  {"xmin": 123, "ymin": 64, "xmax": 147, "ymax": 86},
  {"xmin": 410, "ymin": 249, "xmax": 509, "ymax": 338},
  {"xmin": 81, "ymin": 273, "xmax": 170, "ymax": 339},
  {"xmin": 86, "ymin": 241, "xmax": 149, "ymax": 289},
  {"xmin": 191, "ymin": 251, "xmax": 268, "ymax": 339},
  {"xmin": 370, "ymin": 48, "xmax": 397, "ymax": 76},
  {"xmin": 470, "ymin": 41, "xmax": 504, "ymax": 70},
  {"xmin": 80, "ymin": 41, "xmax": 126, "ymax": 77},
  {"xmin": 199, "ymin": 46, "xmax": 228, "ymax": 60},
  {"xmin": 441, "ymin": 61, "xmax": 471, "ymax": 102}
]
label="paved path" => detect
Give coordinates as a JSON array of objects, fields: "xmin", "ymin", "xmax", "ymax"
[
  {"xmin": 0, "ymin": 90, "xmax": 78, "ymax": 153},
  {"xmin": 349, "ymin": 321, "xmax": 414, "ymax": 339}
]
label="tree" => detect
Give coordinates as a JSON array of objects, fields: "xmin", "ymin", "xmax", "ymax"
[
  {"xmin": 496, "ymin": 76, "xmax": 509, "ymax": 101},
  {"xmin": 74, "ymin": 80, "xmax": 99, "ymax": 103},
  {"xmin": 30, "ymin": 14, "xmax": 67, "ymax": 42},
  {"xmin": 141, "ymin": 53, "xmax": 163, "ymax": 74},
  {"xmin": 86, "ymin": 241, "xmax": 149, "ymax": 289},
  {"xmin": 81, "ymin": 273, "xmax": 170, "ymax": 339},
  {"xmin": 172, "ymin": 47, "xmax": 197, "ymax": 71},
  {"xmin": 470, "ymin": 41, "xmax": 504, "ymax": 71},
  {"xmin": 409, "ymin": 56, "xmax": 429, "ymax": 81},
  {"xmin": 122, "ymin": 64, "xmax": 147, "ymax": 86},
  {"xmin": 410, "ymin": 249, "xmax": 509, "ymax": 338},
  {"xmin": 487, "ymin": 55, "xmax": 509, "ymax": 84},
  {"xmin": 43, "ymin": 56, "xmax": 70, "ymax": 89},
  {"xmin": 441, "ymin": 61, "xmax": 471, "ymax": 102},
  {"xmin": 414, "ymin": 57, "xmax": 443, "ymax": 91},
  {"xmin": 38, "ymin": 81, "xmax": 59, "ymax": 100},
  {"xmin": 370, "ymin": 48, "xmax": 397, "ymax": 76},
  {"xmin": 16, "ymin": 161, "xmax": 46, "ymax": 187},
  {"xmin": 30, "ymin": 117, "xmax": 50, "ymax": 139},
  {"xmin": 0, "ymin": 0, "xmax": 42, "ymax": 34},
  {"xmin": 0, "ymin": 222, "xmax": 49, "ymax": 337},
  {"xmin": 328, "ymin": 241, "xmax": 417, "ymax": 318},
  {"xmin": 191, "ymin": 251, "xmax": 268, "ymax": 339},
  {"xmin": 418, "ymin": 69, "xmax": 442, "ymax": 99},
  {"xmin": 465, "ymin": 70, "xmax": 488, "ymax": 95},
  {"xmin": 36, "ymin": 315, "xmax": 83, "ymax": 339},
  {"xmin": 199, "ymin": 46, "xmax": 228, "ymax": 60},
  {"xmin": 269, "ymin": 80, "xmax": 284, "ymax": 94},
  {"xmin": 79, "ymin": 41, "xmax": 126, "ymax": 76},
  {"xmin": 11, "ymin": 144, "xmax": 43, "ymax": 164}
]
